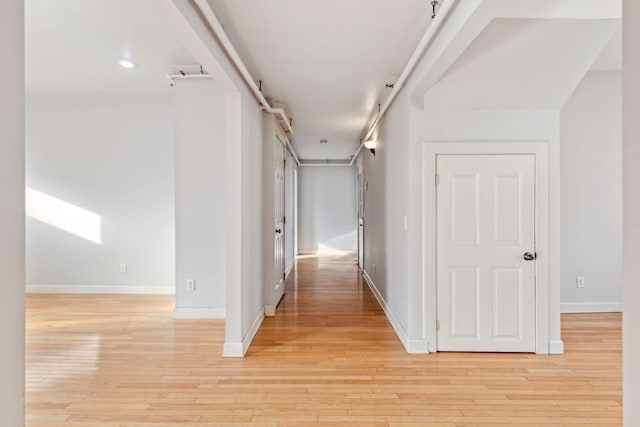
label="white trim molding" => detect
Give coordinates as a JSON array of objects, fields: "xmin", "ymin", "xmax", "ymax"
[
  {"xmin": 298, "ymin": 250, "xmax": 357, "ymax": 256},
  {"xmin": 173, "ymin": 308, "xmax": 225, "ymax": 319},
  {"xmin": 222, "ymin": 342, "xmax": 243, "ymax": 358},
  {"xmin": 561, "ymin": 302, "xmax": 623, "ymax": 313},
  {"xmin": 264, "ymin": 306, "xmax": 276, "ymax": 317},
  {"xmin": 26, "ymin": 284, "xmax": 175, "ymax": 295},
  {"xmin": 549, "ymin": 340, "xmax": 565, "ymax": 354},
  {"xmin": 363, "ymin": 270, "xmax": 429, "ymax": 354},
  {"xmin": 285, "ymin": 259, "xmax": 295, "ymax": 277},
  {"xmin": 222, "ymin": 308, "xmax": 265, "ymax": 358}
]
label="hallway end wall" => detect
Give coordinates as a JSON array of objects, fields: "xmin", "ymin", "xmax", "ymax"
[{"xmin": 298, "ymin": 166, "xmax": 357, "ymax": 255}]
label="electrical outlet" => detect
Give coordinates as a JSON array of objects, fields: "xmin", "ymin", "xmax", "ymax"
[
  {"xmin": 576, "ymin": 276, "xmax": 585, "ymax": 288},
  {"xmin": 186, "ymin": 279, "xmax": 196, "ymax": 291},
  {"xmin": 119, "ymin": 263, "xmax": 127, "ymax": 273}
]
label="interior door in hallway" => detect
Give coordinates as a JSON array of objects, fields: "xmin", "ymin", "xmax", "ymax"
[
  {"xmin": 274, "ymin": 135, "xmax": 286, "ymax": 308},
  {"xmin": 357, "ymin": 161, "xmax": 364, "ymax": 269},
  {"xmin": 436, "ymin": 154, "xmax": 536, "ymax": 352}
]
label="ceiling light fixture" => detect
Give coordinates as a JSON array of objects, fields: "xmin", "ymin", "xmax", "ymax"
[
  {"xmin": 364, "ymin": 139, "xmax": 377, "ymax": 156},
  {"xmin": 119, "ymin": 59, "xmax": 137, "ymax": 69}
]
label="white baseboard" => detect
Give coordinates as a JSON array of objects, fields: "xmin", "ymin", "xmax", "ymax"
[
  {"xmin": 285, "ymin": 259, "xmax": 295, "ymax": 277},
  {"xmin": 26, "ymin": 284, "xmax": 175, "ymax": 295},
  {"xmin": 549, "ymin": 340, "xmax": 565, "ymax": 354},
  {"xmin": 243, "ymin": 308, "xmax": 265, "ymax": 354},
  {"xmin": 560, "ymin": 302, "xmax": 623, "ymax": 313},
  {"xmin": 298, "ymin": 249, "xmax": 357, "ymax": 256},
  {"xmin": 362, "ymin": 270, "xmax": 429, "ymax": 354},
  {"xmin": 406, "ymin": 339, "xmax": 430, "ymax": 354},
  {"xmin": 222, "ymin": 308, "xmax": 265, "ymax": 358},
  {"xmin": 264, "ymin": 305, "xmax": 276, "ymax": 317},
  {"xmin": 222, "ymin": 342, "xmax": 244, "ymax": 358},
  {"xmin": 173, "ymin": 308, "xmax": 225, "ymax": 319}
]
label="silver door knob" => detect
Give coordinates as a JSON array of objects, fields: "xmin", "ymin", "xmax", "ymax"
[{"xmin": 523, "ymin": 252, "xmax": 536, "ymax": 261}]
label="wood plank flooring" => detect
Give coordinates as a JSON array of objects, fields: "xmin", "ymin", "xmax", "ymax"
[{"xmin": 26, "ymin": 255, "xmax": 622, "ymax": 426}]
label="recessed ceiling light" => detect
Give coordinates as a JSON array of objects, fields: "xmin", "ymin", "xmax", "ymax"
[{"xmin": 119, "ymin": 59, "xmax": 136, "ymax": 69}]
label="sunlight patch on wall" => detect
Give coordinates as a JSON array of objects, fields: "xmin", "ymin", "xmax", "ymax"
[
  {"xmin": 26, "ymin": 187, "xmax": 102, "ymax": 244},
  {"xmin": 316, "ymin": 230, "xmax": 358, "ymax": 255},
  {"xmin": 316, "ymin": 243, "xmax": 351, "ymax": 256}
]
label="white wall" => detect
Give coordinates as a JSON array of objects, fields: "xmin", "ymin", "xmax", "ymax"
[
  {"xmin": 623, "ymin": 0, "xmax": 640, "ymax": 421},
  {"xmin": 25, "ymin": 95, "xmax": 175, "ymax": 293},
  {"xmin": 358, "ymin": 3, "xmax": 617, "ymax": 354},
  {"xmin": 240, "ymin": 93, "xmax": 265, "ymax": 339},
  {"xmin": 173, "ymin": 79, "xmax": 226, "ymax": 314},
  {"xmin": 298, "ymin": 166, "xmax": 357, "ymax": 254},
  {"xmin": 362, "ymin": 97, "xmax": 412, "ymax": 337},
  {"xmin": 360, "ymin": 62, "xmax": 566, "ymax": 353},
  {"xmin": 157, "ymin": 0, "xmax": 267, "ymax": 355},
  {"xmin": 560, "ymin": 71, "xmax": 622, "ymax": 312},
  {"xmin": 0, "ymin": 0, "xmax": 25, "ymax": 423}
]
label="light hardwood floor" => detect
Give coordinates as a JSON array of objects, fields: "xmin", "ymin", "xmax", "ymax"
[{"xmin": 26, "ymin": 255, "xmax": 622, "ymax": 426}]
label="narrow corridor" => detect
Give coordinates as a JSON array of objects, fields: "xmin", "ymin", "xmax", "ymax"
[{"xmin": 252, "ymin": 254, "xmax": 402, "ymax": 355}]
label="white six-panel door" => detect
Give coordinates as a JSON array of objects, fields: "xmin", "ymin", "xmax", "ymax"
[
  {"xmin": 436, "ymin": 154, "xmax": 536, "ymax": 352},
  {"xmin": 274, "ymin": 136, "xmax": 286, "ymax": 308}
]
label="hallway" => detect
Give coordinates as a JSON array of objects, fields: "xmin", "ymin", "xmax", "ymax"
[
  {"xmin": 252, "ymin": 254, "xmax": 401, "ymax": 355},
  {"xmin": 26, "ymin": 255, "xmax": 621, "ymax": 425}
]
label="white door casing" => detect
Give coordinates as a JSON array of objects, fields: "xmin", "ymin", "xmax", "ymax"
[
  {"xmin": 274, "ymin": 134, "xmax": 286, "ymax": 308},
  {"xmin": 293, "ymin": 167, "xmax": 298, "ymax": 258},
  {"xmin": 423, "ymin": 141, "xmax": 551, "ymax": 355},
  {"xmin": 436, "ymin": 154, "xmax": 536, "ymax": 352},
  {"xmin": 357, "ymin": 160, "xmax": 365, "ymax": 269}
]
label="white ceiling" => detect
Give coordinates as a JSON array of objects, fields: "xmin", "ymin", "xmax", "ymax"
[
  {"xmin": 425, "ymin": 18, "xmax": 620, "ymax": 110},
  {"xmin": 592, "ymin": 26, "xmax": 622, "ymax": 71},
  {"xmin": 26, "ymin": 0, "xmax": 196, "ymax": 96},
  {"xmin": 27, "ymin": 0, "xmax": 621, "ymax": 160},
  {"xmin": 207, "ymin": 0, "xmax": 435, "ymax": 160}
]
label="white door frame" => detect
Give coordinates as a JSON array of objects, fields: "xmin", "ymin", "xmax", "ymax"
[
  {"xmin": 293, "ymin": 167, "xmax": 298, "ymax": 258},
  {"xmin": 357, "ymin": 157, "xmax": 365, "ymax": 269},
  {"xmin": 423, "ymin": 141, "xmax": 550, "ymax": 354},
  {"xmin": 275, "ymin": 131, "xmax": 286, "ymax": 306}
]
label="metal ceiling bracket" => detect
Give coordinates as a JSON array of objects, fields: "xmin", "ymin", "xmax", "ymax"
[{"xmin": 431, "ymin": 1, "xmax": 440, "ymax": 19}]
